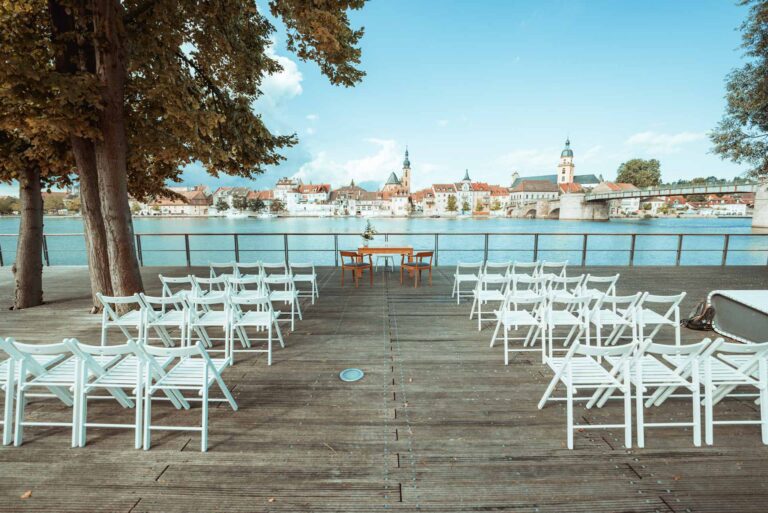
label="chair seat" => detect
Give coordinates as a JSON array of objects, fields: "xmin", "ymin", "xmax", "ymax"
[
  {"xmin": 87, "ymin": 355, "xmax": 174, "ymax": 389},
  {"xmin": 233, "ymin": 311, "xmax": 280, "ymax": 327},
  {"xmin": 403, "ymin": 261, "xmax": 430, "ymax": 267},
  {"xmin": 293, "ymin": 273, "xmax": 316, "ymax": 281},
  {"xmin": 474, "ymin": 290, "xmax": 505, "ymax": 301},
  {"xmin": 27, "ymin": 355, "xmax": 120, "ymax": 387},
  {"xmin": 605, "ymin": 355, "xmax": 688, "ymax": 387},
  {"xmin": 512, "ymin": 289, "xmax": 540, "ymax": 299},
  {"xmin": 147, "ymin": 310, "xmax": 186, "ymax": 326},
  {"xmin": 638, "ymin": 309, "xmax": 675, "ymax": 326},
  {"xmin": 153, "ymin": 358, "xmax": 229, "ymax": 389},
  {"xmin": 547, "ymin": 356, "xmax": 622, "ymax": 386},
  {"xmin": 495, "ymin": 310, "xmax": 539, "ymax": 327},
  {"xmin": 665, "ymin": 355, "xmax": 753, "ymax": 385},
  {"xmin": 549, "ymin": 310, "xmax": 583, "ymax": 325},
  {"xmin": 0, "ymin": 354, "xmax": 66, "ymax": 383},
  {"xmin": 191, "ymin": 311, "xmax": 228, "ymax": 326},
  {"xmin": 270, "ymin": 291, "xmax": 298, "ymax": 302},
  {"xmin": 343, "ymin": 262, "xmax": 371, "ymax": 268},
  {"xmin": 107, "ymin": 310, "xmax": 143, "ymax": 326},
  {"xmin": 454, "ymin": 273, "xmax": 478, "ymax": 282},
  {"xmin": 591, "ymin": 310, "xmax": 633, "ymax": 326}
]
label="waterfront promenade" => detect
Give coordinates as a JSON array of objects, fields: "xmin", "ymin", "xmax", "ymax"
[{"xmin": 1, "ymin": 265, "xmax": 768, "ymax": 512}]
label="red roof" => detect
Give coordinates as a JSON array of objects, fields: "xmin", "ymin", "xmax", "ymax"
[
  {"xmin": 559, "ymin": 182, "xmax": 584, "ymax": 194},
  {"xmin": 297, "ymin": 184, "xmax": 330, "ymax": 194},
  {"xmin": 246, "ymin": 190, "xmax": 273, "ymax": 201}
]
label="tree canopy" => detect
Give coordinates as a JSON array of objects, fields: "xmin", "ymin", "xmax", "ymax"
[
  {"xmin": 711, "ymin": 0, "xmax": 768, "ymax": 180},
  {"xmin": 616, "ymin": 159, "xmax": 662, "ymax": 188}
]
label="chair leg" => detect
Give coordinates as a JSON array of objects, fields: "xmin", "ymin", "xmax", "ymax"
[
  {"xmin": 3, "ymin": 363, "xmax": 14, "ymax": 446},
  {"xmin": 692, "ymin": 370, "xmax": 702, "ymax": 447},
  {"xmin": 369, "ymin": 267, "xmax": 373, "ymax": 287},
  {"xmin": 635, "ymin": 382, "xmax": 644, "ymax": 449},
  {"xmin": 268, "ymin": 324, "xmax": 273, "ymax": 366},
  {"xmin": 143, "ymin": 389, "xmax": 152, "ymax": 450},
  {"xmin": 13, "ymin": 384, "xmax": 26, "ymax": 446},
  {"xmin": 566, "ymin": 382, "xmax": 574, "ymax": 449},
  {"xmin": 201, "ymin": 385, "xmax": 209, "ymax": 452}
]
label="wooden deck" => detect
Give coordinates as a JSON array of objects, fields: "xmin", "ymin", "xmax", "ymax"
[{"xmin": 1, "ymin": 265, "xmax": 768, "ymax": 512}]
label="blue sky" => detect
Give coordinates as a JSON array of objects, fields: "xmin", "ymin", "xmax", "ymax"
[{"xmin": 1, "ymin": 0, "xmax": 752, "ymax": 196}]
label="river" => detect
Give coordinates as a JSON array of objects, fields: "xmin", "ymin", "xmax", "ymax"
[{"xmin": 0, "ymin": 216, "xmax": 765, "ymax": 266}]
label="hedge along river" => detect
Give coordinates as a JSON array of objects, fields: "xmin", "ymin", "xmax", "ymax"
[{"xmin": 0, "ymin": 215, "xmax": 766, "ymax": 267}]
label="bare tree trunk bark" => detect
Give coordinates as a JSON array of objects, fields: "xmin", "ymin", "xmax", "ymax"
[
  {"xmin": 92, "ymin": 0, "xmax": 143, "ymax": 296},
  {"xmin": 72, "ymin": 137, "xmax": 113, "ymax": 311},
  {"xmin": 12, "ymin": 168, "xmax": 44, "ymax": 309}
]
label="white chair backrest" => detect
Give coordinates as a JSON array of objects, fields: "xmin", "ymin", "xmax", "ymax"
[
  {"xmin": 159, "ymin": 275, "xmax": 195, "ymax": 299},
  {"xmin": 229, "ymin": 294, "xmax": 274, "ymax": 315},
  {"xmin": 592, "ymin": 292, "xmax": 642, "ymax": 313},
  {"xmin": 500, "ymin": 293, "xmax": 547, "ymax": 313},
  {"xmin": 209, "ymin": 262, "xmax": 235, "ymax": 279},
  {"xmin": 140, "ymin": 292, "xmax": 187, "ymax": 314},
  {"xmin": 289, "ymin": 262, "xmax": 315, "ymax": 272},
  {"xmin": 233, "ymin": 262, "xmax": 262, "ymax": 278},
  {"xmin": 187, "ymin": 292, "xmax": 229, "ymax": 319},
  {"xmin": 539, "ymin": 260, "xmax": 568, "ymax": 277},
  {"xmin": 192, "ymin": 275, "xmax": 229, "ymax": 294},
  {"xmin": 456, "ymin": 262, "xmax": 483, "ymax": 274},
  {"xmin": 97, "ymin": 293, "xmax": 144, "ymax": 323},
  {"xmin": 261, "ymin": 262, "xmax": 288, "ymax": 276},
  {"xmin": 549, "ymin": 274, "xmax": 584, "ymax": 293},
  {"xmin": 229, "ymin": 275, "xmax": 267, "ymax": 296},
  {"xmin": 512, "ymin": 274, "xmax": 550, "ymax": 294},
  {"xmin": 640, "ymin": 292, "xmax": 686, "ymax": 320},
  {"xmin": 548, "ymin": 294, "xmax": 592, "ymax": 321},
  {"xmin": 484, "ymin": 261, "xmax": 511, "ymax": 276},
  {"xmin": 513, "ymin": 261, "xmax": 539, "ymax": 275},
  {"xmin": 581, "ymin": 274, "xmax": 620, "ymax": 296}
]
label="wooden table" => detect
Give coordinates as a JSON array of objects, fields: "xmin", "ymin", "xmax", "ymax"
[{"xmin": 358, "ymin": 246, "xmax": 413, "ymax": 272}]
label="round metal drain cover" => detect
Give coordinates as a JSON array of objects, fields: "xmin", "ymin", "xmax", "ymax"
[{"xmin": 339, "ymin": 368, "xmax": 364, "ymax": 382}]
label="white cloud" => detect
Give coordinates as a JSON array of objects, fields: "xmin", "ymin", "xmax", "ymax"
[
  {"xmin": 494, "ymin": 148, "xmax": 556, "ymax": 174},
  {"xmin": 306, "ymin": 114, "xmax": 319, "ymax": 122},
  {"xmin": 625, "ymin": 131, "xmax": 705, "ymax": 154},
  {"xmin": 294, "ymin": 138, "xmax": 403, "ymax": 187},
  {"xmin": 305, "ymin": 127, "xmax": 316, "ymax": 135},
  {"xmin": 259, "ymin": 41, "xmax": 303, "ymax": 106},
  {"xmin": 437, "ymin": 119, "xmax": 449, "ymax": 127}
]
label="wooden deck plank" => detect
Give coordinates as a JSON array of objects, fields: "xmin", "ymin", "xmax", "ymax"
[{"xmin": 0, "ymin": 265, "xmax": 767, "ymax": 512}]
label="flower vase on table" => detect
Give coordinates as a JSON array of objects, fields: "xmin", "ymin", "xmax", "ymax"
[{"xmin": 361, "ymin": 221, "xmax": 377, "ymax": 249}]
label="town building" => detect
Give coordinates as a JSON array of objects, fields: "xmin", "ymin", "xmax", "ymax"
[
  {"xmin": 509, "ymin": 180, "xmax": 560, "ymax": 206},
  {"xmin": 590, "ymin": 182, "xmax": 640, "ymax": 216},
  {"xmin": 145, "ymin": 185, "xmax": 212, "ymax": 216},
  {"xmin": 511, "ymin": 139, "xmax": 602, "ymax": 190},
  {"xmin": 212, "ymin": 186, "xmax": 249, "ymax": 211}
]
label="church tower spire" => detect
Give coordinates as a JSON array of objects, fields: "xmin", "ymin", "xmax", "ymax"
[
  {"xmin": 557, "ymin": 138, "xmax": 575, "ymax": 184},
  {"xmin": 401, "ymin": 147, "xmax": 411, "ymax": 193}
]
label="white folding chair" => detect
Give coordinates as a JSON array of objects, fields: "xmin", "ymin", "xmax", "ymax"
[
  {"xmin": 97, "ymin": 293, "xmax": 145, "ymax": 346},
  {"xmin": 159, "ymin": 275, "xmax": 196, "ymax": 299},
  {"xmin": 547, "ymin": 274, "xmax": 585, "ymax": 299},
  {"xmin": 637, "ymin": 293, "xmax": 685, "ymax": 346},
  {"xmin": 589, "ymin": 293, "xmax": 642, "ymax": 349},
  {"xmin": 0, "ymin": 338, "xmax": 71, "ymax": 446},
  {"xmin": 491, "ymin": 294, "xmax": 547, "ymax": 364},
  {"xmin": 538, "ymin": 341, "xmax": 637, "ymax": 449},
  {"xmin": 539, "ymin": 260, "xmax": 568, "ymax": 277},
  {"xmin": 544, "ymin": 294, "xmax": 591, "ymax": 361},
  {"xmin": 511, "ymin": 274, "xmax": 551, "ymax": 299},
  {"xmin": 4, "ymin": 339, "xmax": 130, "ymax": 447},
  {"xmin": 229, "ymin": 295, "xmax": 285, "ymax": 365},
  {"xmin": 452, "ymin": 262, "xmax": 482, "ymax": 304},
  {"xmin": 702, "ymin": 341, "xmax": 768, "ymax": 445},
  {"xmin": 375, "ymin": 254, "xmax": 395, "ymax": 272},
  {"xmin": 290, "ymin": 262, "xmax": 319, "ymax": 304},
  {"xmin": 233, "ymin": 261, "xmax": 262, "ymax": 279},
  {"xmin": 229, "ymin": 275, "xmax": 267, "ymax": 299},
  {"xmin": 470, "ymin": 272, "xmax": 510, "ymax": 331},
  {"xmin": 140, "ymin": 293, "xmax": 188, "ymax": 347},
  {"xmin": 262, "ymin": 262, "xmax": 289, "ymax": 285},
  {"xmin": 67, "ymin": 339, "xmax": 182, "ymax": 449},
  {"xmin": 141, "ymin": 342, "xmax": 238, "ymax": 452},
  {"xmin": 598, "ymin": 339, "xmax": 714, "ymax": 448},
  {"xmin": 266, "ymin": 275, "xmax": 303, "ymax": 331},
  {"xmin": 580, "ymin": 274, "xmax": 619, "ymax": 299},
  {"xmin": 512, "ymin": 261, "xmax": 539, "ymax": 276},
  {"xmin": 186, "ymin": 293, "xmax": 234, "ymax": 362}
]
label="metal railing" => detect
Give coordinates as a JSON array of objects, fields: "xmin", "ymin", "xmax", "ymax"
[{"xmin": 0, "ymin": 232, "xmax": 767, "ymax": 267}]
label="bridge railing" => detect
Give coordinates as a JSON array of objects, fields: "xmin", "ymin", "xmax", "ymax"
[
  {"xmin": 586, "ymin": 183, "xmax": 758, "ymax": 201},
  {"xmin": 0, "ymin": 232, "xmax": 766, "ymax": 267}
]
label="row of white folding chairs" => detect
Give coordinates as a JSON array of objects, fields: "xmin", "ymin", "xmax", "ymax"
[
  {"xmin": 159, "ymin": 273, "xmax": 303, "ymax": 331},
  {"xmin": 0, "ymin": 337, "xmax": 236, "ymax": 451},
  {"xmin": 100, "ymin": 288, "xmax": 287, "ymax": 366},
  {"xmin": 469, "ymin": 272, "xmax": 623, "ymax": 331},
  {"xmin": 489, "ymin": 289, "xmax": 686, "ymax": 364},
  {"xmin": 452, "ymin": 260, "xmax": 569, "ymax": 303},
  {"xmin": 209, "ymin": 261, "xmax": 319, "ymax": 303},
  {"xmin": 537, "ymin": 337, "xmax": 768, "ymax": 450}
]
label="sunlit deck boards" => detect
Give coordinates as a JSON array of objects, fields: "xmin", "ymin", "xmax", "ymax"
[{"xmin": 0, "ymin": 265, "xmax": 767, "ymax": 512}]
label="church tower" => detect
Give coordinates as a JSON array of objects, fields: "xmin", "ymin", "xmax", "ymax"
[
  {"xmin": 401, "ymin": 147, "xmax": 411, "ymax": 193},
  {"xmin": 557, "ymin": 138, "xmax": 575, "ymax": 184}
]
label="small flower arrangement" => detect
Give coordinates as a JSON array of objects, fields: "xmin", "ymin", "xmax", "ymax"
[{"xmin": 361, "ymin": 221, "xmax": 377, "ymax": 245}]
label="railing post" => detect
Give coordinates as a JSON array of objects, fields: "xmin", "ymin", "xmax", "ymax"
[
  {"xmin": 434, "ymin": 233, "xmax": 439, "ymax": 266},
  {"xmin": 0, "ymin": 239, "xmax": 4, "ymax": 267},
  {"xmin": 721, "ymin": 234, "xmax": 730, "ymax": 266},
  {"xmin": 334, "ymin": 234, "xmax": 339, "ymax": 267},
  {"xmin": 42, "ymin": 235, "xmax": 50, "ymax": 266},
  {"xmin": 483, "ymin": 233, "xmax": 489, "ymax": 262},
  {"xmin": 675, "ymin": 234, "xmax": 684, "ymax": 266},
  {"xmin": 135, "ymin": 234, "xmax": 143, "ymax": 267},
  {"xmin": 184, "ymin": 234, "xmax": 191, "ymax": 267},
  {"xmin": 283, "ymin": 234, "xmax": 289, "ymax": 263},
  {"xmin": 533, "ymin": 234, "xmax": 539, "ymax": 261},
  {"xmin": 581, "ymin": 234, "xmax": 588, "ymax": 267},
  {"xmin": 629, "ymin": 234, "xmax": 636, "ymax": 267},
  {"xmin": 234, "ymin": 234, "xmax": 240, "ymax": 263}
]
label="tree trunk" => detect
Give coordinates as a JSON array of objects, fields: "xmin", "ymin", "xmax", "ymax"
[
  {"xmin": 72, "ymin": 136, "xmax": 113, "ymax": 311},
  {"xmin": 12, "ymin": 168, "xmax": 44, "ymax": 309},
  {"xmin": 91, "ymin": 0, "xmax": 143, "ymax": 296}
]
